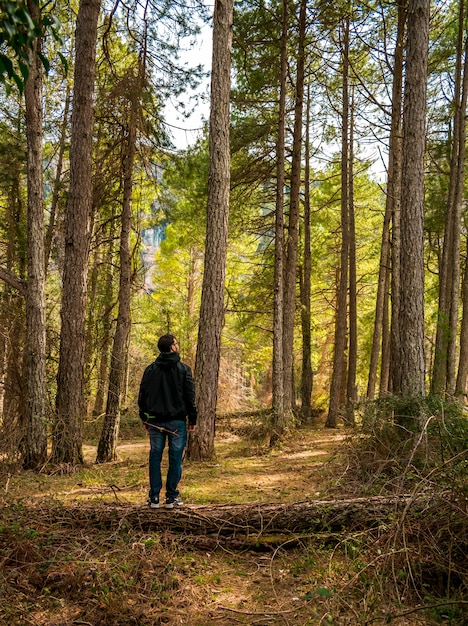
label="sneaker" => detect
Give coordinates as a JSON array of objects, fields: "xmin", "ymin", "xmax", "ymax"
[
  {"xmin": 165, "ymin": 496, "xmax": 184, "ymax": 509},
  {"xmin": 147, "ymin": 497, "xmax": 160, "ymax": 509}
]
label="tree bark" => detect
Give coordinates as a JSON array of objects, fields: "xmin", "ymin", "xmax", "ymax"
[
  {"xmin": 300, "ymin": 82, "xmax": 313, "ymax": 423},
  {"xmin": 432, "ymin": 0, "xmax": 468, "ymax": 394},
  {"xmin": 389, "ymin": 0, "xmax": 406, "ymax": 395},
  {"xmin": 188, "ymin": 0, "xmax": 233, "ymax": 461},
  {"xmin": 456, "ymin": 237, "xmax": 468, "ymax": 395},
  {"xmin": 368, "ymin": 205, "xmax": 391, "ymax": 399},
  {"xmin": 53, "ymin": 0, "xmax": 101, "ymax": 464},
  {"xmin": 45, "ymin": 85, "xmax": 70, "ymax": 274},
  {"xmin": 22, "ymin": 0, "xmax": 47, "ymax": 470},
  {"xmin": 0, "ymin": 176, "xmax": 25, "ymax": 445},
  {"xmin": 345, "ymin": 91, "xmax": 356, "ymax": 427},
  {"xmin": 447, "ymin": 8, "xmax": 468, "ymax": 394},
  {"xmin": 326, "ymin": 17, "xmax": 350, "ymax": 428},
  {"xmin": 282, "ymin": 0, "xmax": 306, "ymax": 416},
  {"xmin": 271, "ymin": 0, "xmax": 288, "ymax": 428},
  {"xmin": 370, "ymin": 3, "xmax": 405, "ymax": 399},
  {"xmin": 396, "ymin": 0, "xmax": 429, "ymax": 401},
  {"xmin": 50, "ymin": 495, "xmax": 433, "ymax": 538}
]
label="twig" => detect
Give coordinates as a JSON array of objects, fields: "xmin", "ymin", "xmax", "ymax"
[
  {"xmin": 365, "ymin": 600, "xmax": 468, "ymax": 624},
  {"xmin": 217, "ymin": 605, "xmax": 298, "ymax": 617}
]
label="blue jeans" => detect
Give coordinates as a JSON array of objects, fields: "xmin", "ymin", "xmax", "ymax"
[{"xmin": 148, "ymin": 420, "xmax": 187, "ymax": 500}]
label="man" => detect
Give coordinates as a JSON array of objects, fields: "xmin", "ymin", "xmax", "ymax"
[{"xmin": 138, "ymin": 334, "xmax": 197, "ymax": 509}]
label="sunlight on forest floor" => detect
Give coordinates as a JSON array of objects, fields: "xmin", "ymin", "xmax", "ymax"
[
  {"xmin": 77, "ymin": 425, "xmax": 347, "ymax": 507},
  {"xmin": 0, "ymin": 422, "xmax": 445, "ymax": 626},
  {"xmin": 2, "ymin": 422, "xmax": 347, "ymax": 507}
]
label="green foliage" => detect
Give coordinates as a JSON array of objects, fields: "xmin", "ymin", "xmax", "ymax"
[
  {"xmin": 231, "ymin": 0, "xmax": 285, "ymax": 172},
  {"xmin": 132, "ymin": 140, "xmax": 209, "ymax": 369},
  {"xmin": 161, "ymin": 138, "xmax": 210, "ymax": 226},
  {"xmin": 134, "ymin": 135, "xmax": 276, "ymax": 409},
  {"xmin": 0, "ymin": 0, "xmax": 65, "ymax": 93},
  {"xmin": 0, "ymin": 0, "xmax": 40, "ymax": 91}
]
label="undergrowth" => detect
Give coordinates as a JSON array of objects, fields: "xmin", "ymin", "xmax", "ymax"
[
  {"xmin": 345, "ymin": 394, "xmax": 468, "ymax": 494},
  {"xmin": 332, "ymin": 394, "xmax": 468, "ymax": 623},
  {"xmin": 0, "ymin": 402, "xmax": 467, "ymax": 625}
]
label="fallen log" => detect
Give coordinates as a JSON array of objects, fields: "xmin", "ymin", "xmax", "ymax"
[{"xmin": 50, "ymin": 494, "xmax": 437, "ymax": 538}]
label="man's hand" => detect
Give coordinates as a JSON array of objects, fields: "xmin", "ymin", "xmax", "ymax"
[{"xmin": 188, "ymin": 424, "xmax": 196, "ymax": 433}]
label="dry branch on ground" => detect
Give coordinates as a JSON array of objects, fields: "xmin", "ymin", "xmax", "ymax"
[{"xmin": 41, "ymin": 493, "xmax": 440, "ymax": 539}]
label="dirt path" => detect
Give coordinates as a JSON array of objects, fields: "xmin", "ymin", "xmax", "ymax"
[{"xmin": 79, "ymin": 424, "xmax": 347, "ymax": 507}]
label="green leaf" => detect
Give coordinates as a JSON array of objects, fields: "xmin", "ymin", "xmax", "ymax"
[
  {"xmin": 43, "ymin": 14, "xmax": 60, "ymax": 30},
  {"xmin": 25, "ymin": 13, "xmax": 36, "ymax": 31},
  {"xmin": 316, "ymin": 587, "xmax": 333, "ymax": 598},
  {"xmin": 13, "ymin": 6, "xmax": 29, "ymax": 25},
  {"xmin": 12, "ymin": 69, "xmax": 24, "ymax": 93},
  {"xmin": 38, "ymin": 51, "xmax": 49, "ymax": 72},
  {"xmin": 17, "ymin": 58, "xmax": 29, "ymax": 81},
  {"xmin": 4, "ymin": 21, "xmax": 15, "ymax": 38},
  {"xmin": 57, "ymin": 52, "xmax": 68, "ymax": 75},
  {"xmin": 0, "ymin": 53, "xmax": 14, "ymax": 77}
]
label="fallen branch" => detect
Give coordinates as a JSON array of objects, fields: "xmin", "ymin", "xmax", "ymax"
[
  {"xmin": 46, "ymin": 494, "xmax": 440, "ymax": 538},
  {"xmin": 365, "ymin": 601, "xmax": 468, "ymax": 624}
]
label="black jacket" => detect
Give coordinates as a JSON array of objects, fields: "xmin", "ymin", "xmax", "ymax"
[{"xmin": 138, "ymin": 352, "xmax": 197, "ymax": 425}]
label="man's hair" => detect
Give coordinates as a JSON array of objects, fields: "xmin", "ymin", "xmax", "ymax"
[{"xmin": 158, "ymin": 334, "xmax": 176, "ymax": 353}]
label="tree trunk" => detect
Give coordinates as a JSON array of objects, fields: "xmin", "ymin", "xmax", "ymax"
[
  {"xmin": 432, "ymin": 0, "xmax": 468, "ymax": 394},
  {"xmin": 96, "ymin": 62, "xmax": 141, "ymax": 463},
  {"xmin": 188, "ymin": 0, "xmax": 233, "ymax": 461},
  {"xmin": 368, "ymin": 205, "xmax": 391, "ymax": 399},
  {"xmin": 345, "ymin": 92, "xmax": 356, "ymax": 427},
  {"xmin": 379, "ymin": 268, "xmax": 391, "ymax": 394},
  {"xmin": 326, "ymin": 17, "xmax": 350, "ymax": 429},
  {"xmin": 45, "ymin": 85, "xmax": 70, "ymax": 274},
  {"xmin": 300, "ymin": 82, "xmax": 313, "ymax": 423},
  {"xmin": 1, "ymin": 177, "xmax": 25, "ymax": 452},
  {"xmin": 396, "ymin": 0, "xmax": 429, "ymax": 401},
  {"xmin": 282, "ymin": 0, "xmax": 306, "ymax": 416},
  {"xmin": 89, "ymin": 219, "xmax": 116, "ymax": 417},
  {"xmin": 53, "ymin": 494, "xmax": 433, "ymax": 538},
  {"xmin": 271, "ymin": 0, "xmax": 288, "ymax": 428},
  {"xmin": 447, "ymin": 13, "xmax": 468, "ymax": 393},
  {"xmin": 53, "ymin": 0, "xmax": 101, "ymax": 465},
  {"xmin": 389, "ymin": 0, "xmax": 406, "ymax": 395},
  {"xmin": 186, "ymin": 246, "xmax": 200, "ymax": 365},
  {"xmin": 22, "ymin": 0, "xmax": 47, "ymax": 469},
  {"xmin": 456, "ymin": 236, "xmax": 468, "ymax": 395}
]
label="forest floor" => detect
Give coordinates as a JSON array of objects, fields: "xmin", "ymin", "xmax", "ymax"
[{"xmin": 0, "ymin": 414, "xmax": 461, "ymax": 625}]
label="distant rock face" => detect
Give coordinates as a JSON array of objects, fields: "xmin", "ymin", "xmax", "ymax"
[{"xmin": 141, "ymin": 224, "xmax": 167, "ymax": 292}]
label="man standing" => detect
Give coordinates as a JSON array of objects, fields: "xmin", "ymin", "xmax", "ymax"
[{"xmin": 138, "ymin": 334, "xmax": 197, "ymax": 508}]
